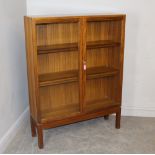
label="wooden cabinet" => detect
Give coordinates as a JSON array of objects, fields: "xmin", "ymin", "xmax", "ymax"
[{"xmin": 24, "ymin": 14, "xmax": 126, "ymax": 149}]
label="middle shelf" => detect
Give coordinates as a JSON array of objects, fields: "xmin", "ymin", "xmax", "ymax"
[
  {"xmin": 37, "ymin": 40, "xmax": 120, "ymax": 55},
  {"xmin": 39, "ymin": 66, "xmax": 119, "ymax": 87}
]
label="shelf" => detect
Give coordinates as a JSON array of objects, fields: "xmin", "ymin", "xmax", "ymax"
[
  {"xmin": 37, "ymin": 42, "xmax": 79, "ymax": 54},
  {"xmin": 87, "ymin": 40, "xmax": 120, "ymax": 49},
  {"xmin": 39, "ymin": 66, "xmax": 118, "ymax": 87},
  {"xmin": 39, "ymin": 70, "xmax": 78, "ymax": 87},
  {"xmin": 87, "ymin": 66, "xmax": 119, "ymax": 80},
  {"xmin": 85, "ymin": 98, "xmax": 119, "ymax": 113},
  {"xmin": 41, "ymin": 104, "xmax": 80, "ymax": 122},
  {"xmin": 37, "ymin": 40, "xmax": 120, "ymax": 54}
]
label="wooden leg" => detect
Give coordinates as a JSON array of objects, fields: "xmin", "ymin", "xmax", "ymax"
[
  {"xmin": 37, "ymin": 124, "xmax": 44, "ymax": 149},
  {"xmin": 30, "ymin": 116, "xmax": 36, "ymax": 137},
  {"xmin": 116, "ymin": 110, "xmax": 121, "ymax": 129},
  {"xmin": 104, "ymin": 115, "xmax": 109, "ymax": 120}
]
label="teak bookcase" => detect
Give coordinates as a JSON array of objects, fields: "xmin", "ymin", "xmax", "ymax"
[{"xmin": 24, "ymin": 14, "xmax": 126, "ymax": 149}]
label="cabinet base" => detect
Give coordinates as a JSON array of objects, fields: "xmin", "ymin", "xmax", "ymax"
[{"xmin": 31, "ymin": 106, "xmax": 121, "ymax": 149}]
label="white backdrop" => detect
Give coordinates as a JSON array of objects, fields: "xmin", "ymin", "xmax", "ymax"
[
  {"xmin": 27, "ymin": 0, "xmax": 155, "ymax": 117},
  {"xmin": 0, "ymin": 0, "xmax": 155, "ymax": 152},
  {"xmin": 0, "ymin": 0, "xmax": 28, "ymax": 152}
]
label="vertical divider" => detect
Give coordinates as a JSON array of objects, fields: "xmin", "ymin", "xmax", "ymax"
[
  {"xmin": 81, "ymin": 17, "xmax": 87, "ymax": 112},
  {"xmin": 79, "ymin": 17, "xmax": 87, "ymax": 113},
  {"xmin": 79, "ymin": 18, "xmax": 84, "ymax": 113}
]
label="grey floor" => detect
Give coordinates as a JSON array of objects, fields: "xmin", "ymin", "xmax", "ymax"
[{"xmin": 4, "ymin": 116, "xmax": 155, "ymax": 154}]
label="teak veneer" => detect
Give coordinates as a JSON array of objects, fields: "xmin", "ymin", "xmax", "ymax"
[{"xmin": 24, "ymin": 14, "xmax": 126, "ymax": 149}]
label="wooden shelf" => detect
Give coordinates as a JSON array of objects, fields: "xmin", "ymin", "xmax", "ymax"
[
  {"xmin": 41, "ymin": 104, "xmax": 80, "ymax": 123},
  {"xmin": 87, "ymin": 66, "xmax": 119, "ymax": 80},
  {"xmin": 41, "ymin": 98, "xmax": 119, "ymax": 122},
  {"xmin": 39, "ymin": 66, "xmax": 119, "ymax": 87},
  {"xmin": 85, "ymin": 98, "xmax": 120, "ymax": 113},
  {"xmin": 39, "ymin": 70, "xmax": 78, "ymax": 87},
  {"xmin": 37, "ymin": 42, "xmax": 79, "ymax": 54},
  {"xmin": 87, "ymin": 40, "xmax": 120, "ymax": 49},
  {"xmin": 37, "ymin": 40, "xmax": 120, "ymax": 55}
]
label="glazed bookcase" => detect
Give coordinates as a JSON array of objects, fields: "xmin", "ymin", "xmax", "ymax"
[{"xmin": 24, "ymin": 14, "xmax": 126, "ymax": 149}]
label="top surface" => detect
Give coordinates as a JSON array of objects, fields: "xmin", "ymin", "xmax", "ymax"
[{"xmin": 26, "ymin": 12, "xmax": 126, "ymax": 18}]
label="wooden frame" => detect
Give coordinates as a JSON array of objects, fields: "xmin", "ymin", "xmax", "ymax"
[{"xmin": 24, "ymin": 14, "xmax": 126, "ymax": 149}]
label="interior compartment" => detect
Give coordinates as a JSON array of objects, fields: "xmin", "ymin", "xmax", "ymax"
[
  {"xmin": 40, "ymin": 82, "xmax": 80, "ymax": 122},
  {"xmin": 87, "ymin": 20, "xmax": 122, "ymax": 42},
  {"xmin": 85, "ymin": 77, "xmax": 119, "ymax": 113},
  {"xmin": 38, "ymin": 51, "xmax": 79, "ymax": 74},
  {"xmin": 86, "ymin": 47, "xmax": 120, "ymax": 70},
  {"xmin": 36, "ymin": 22, "xmax": 79, "ymax": 46}
]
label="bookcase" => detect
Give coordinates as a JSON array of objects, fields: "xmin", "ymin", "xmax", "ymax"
[{"xmin": 24, "ymin": 14, "xmax": 126, "ymax": 149}]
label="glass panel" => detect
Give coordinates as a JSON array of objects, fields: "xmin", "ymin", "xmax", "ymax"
[
  {"xmin": 40, "ymin": 82, "xmax": 79, "ymax": 121},
  {"xmin": 36, "ymin": 21, "xmax": 80, "ymax": 121},
  {"xmin": 85, "ymin": 20, "xmax": 122, "ymax": 112}
]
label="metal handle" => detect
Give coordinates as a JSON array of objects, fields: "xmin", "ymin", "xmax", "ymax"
[{"xmin": 83, "ymin": 61, "xmax": 87, "ymax": 71}]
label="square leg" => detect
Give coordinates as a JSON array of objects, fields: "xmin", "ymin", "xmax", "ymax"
[
  {"xmin": 37, "ymin": 124, "xmax": 44, "ymax": 149},
  {"xmin": 104, "ymin": 115, "xmax": 109, "ymax": 120},
  {"xmin": 30, "ymin": 116, "xmax": 36, "ymax": 137},
  {"xmin": 116, "ymin": 109, "xmax": 121, "ymax": 129}
]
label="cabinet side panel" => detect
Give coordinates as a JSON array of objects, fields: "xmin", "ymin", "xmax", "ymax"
[
  {"xmin": 24, "ymin": 17, "xmax": 38, "ymax": 121},
  {"xmin": 117, "ymin": 16, "xmax": 126, "ymax": 103}
]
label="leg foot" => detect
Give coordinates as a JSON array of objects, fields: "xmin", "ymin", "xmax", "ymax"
[
  {"xmin": 104, "ymin": 115, "xmax": 109, "ymax": 120},
  {"xmin": 116, "ymin": 109, "xmax": 121, "ymax": 129},
  {"xmin": 30, "ymin": 116, "xmax": 36, "ymax": 137},
  {"xmin": 37, "ymin": 125, "xmax": 44, "ymax": 149}
]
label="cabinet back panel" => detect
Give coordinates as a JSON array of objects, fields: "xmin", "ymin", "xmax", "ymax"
[
  {"xmin": 38, "ymin": 51, "xmax": 79, "ymax": 74},
  {"xmin": 87, "ymin": 21, "xmax": 121, "ymax": 42},
  {"xmin": 86, "ymin": 78, "xmax": 118, "ymax": 102},
  {"xmin": 36, "ymin": 23, "xmax": 79, "ymax": 46},
  {"xmin": 87, "ymin": 47, "xmax": 120, "ymax": 69},
  {"xmin": 85, "ymin": 77, "xmax": 119, "ymax": 113},
  {"xmin": 39, "ymin": 82, "xmax": 80, "ymax": 121}
]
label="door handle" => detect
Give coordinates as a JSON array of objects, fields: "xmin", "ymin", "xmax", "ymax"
[{"xmin": 83, "ymin": 61, "xmax": 87, "ymax": 71}]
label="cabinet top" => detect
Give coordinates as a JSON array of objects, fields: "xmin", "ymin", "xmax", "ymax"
[{"xmin": 25, "ymin": 13, "xmax": 126, "ymax": 19}]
